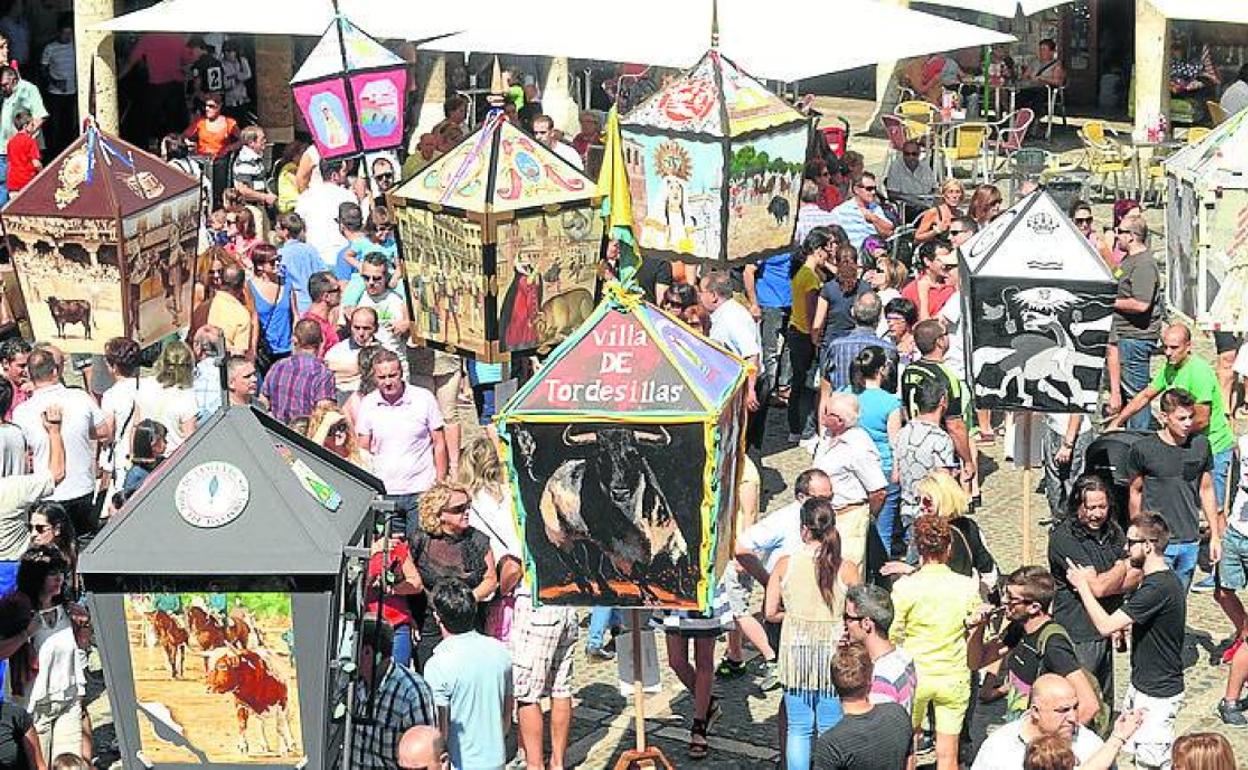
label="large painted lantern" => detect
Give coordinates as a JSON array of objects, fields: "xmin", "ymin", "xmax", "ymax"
[
  {"xmin": 620, "ymin": 50, "xmax": 810, "ymax": 264},
  {"xmin": 388, "ymin": 113, "xmax": 603, "ymax": 362},
  {"xmin": 497, "ymin": 290, "xmax": 749, "ymax": 609},
  {"xmin": 81, "ymin": 407, "xmax": 385, "ymax": 769},
  {"xmin": 1, "ymin": 125, "xmax": 199, "ymax": 353},
  {"xmin": 961, "ymin": 190, "xmax": 1116, "ymax": 413},
  {"xmin": 1163, "ymin": 109, "xmax": 1248, "ymax": 330},
  {"xmin": 291, "ymin": 14, "xmax": 407, "ymax": 160}
]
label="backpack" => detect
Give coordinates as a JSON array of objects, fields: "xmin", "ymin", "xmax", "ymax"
[{"xmin": 1004, "ymin": 621, "xmax": 1112, "ymax": 738}]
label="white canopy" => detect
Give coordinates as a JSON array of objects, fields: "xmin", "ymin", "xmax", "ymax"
[
  {"xmin": 426, "ymin": 0, "xmax": 1014, "ymax": 83},
  {"xmin": 914, "ymin": 0, "xmax": 1074, "ymax": 18},
  {"xmin": 1147, "ymin": 0, "xmax": 1248, "ymax": 24}
]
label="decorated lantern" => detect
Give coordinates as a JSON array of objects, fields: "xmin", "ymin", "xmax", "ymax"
[
  {"xmin": 291, "ymin": 14, "xmax": 407, "ymax": 160},
  {"xmin": 387, "ymin": 113, "xmax": 603, "ymax": 362},
  {"xmin": 80, "ymin": 406, "xmax": 385, "ymax": 769},
  {"xmin": 1, "ymin": 125, "xmax": 199, "ymax": 353},
  {"xmin": 1163, "ymin": 109, "xmax": 1248, "ymax": 330},
  {"xmin": 620, "ymin": 50, "xmax": 810, "ymax": 264},
  {"xmin": 961, "ymin": 190, "xmax": 1115, "ymax": 413},
  {"xmin": 497, "ymin": 290, "xmax": 749, "ymax": 609}
]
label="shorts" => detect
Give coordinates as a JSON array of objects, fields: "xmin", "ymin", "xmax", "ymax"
[
  {"xmin": 1123, "ymin": 685, "xmax": 1183, "ymax": 769},
  {"xmin": 509, "ymin": 594, "xmax": 578, "ymax": 703},
  {"xmin": 715, "ymin": 564, "xmax": 754, "ymax": 620},
  {"xmin": 433, "ymin": 368, "xmax": 461, "ymax": 424},
  {"xmin": 912, "ymin": 672, "xmax": 970, "ymax": 734},
  {"xmin": 1217, "ymin": 527, "xmax": 1248, "ymax": 591}
]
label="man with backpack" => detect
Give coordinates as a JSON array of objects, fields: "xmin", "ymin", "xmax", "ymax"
[{"xmin": 967, "ymin": 566, "xmax": 1107, "ymax": 736}]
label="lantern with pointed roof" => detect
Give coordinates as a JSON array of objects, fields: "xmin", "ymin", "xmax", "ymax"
[
  {"xmin": 1163, "ymin": 108, "xmax": 1248, "ymax": 330},
  {"xmin": 80, "ymin": 406, "xmax": 386, "ymax": 769},
  {"xmin": 496, "ymin": 287, "xmax": 749, "ymax": 609},
  {"xmin": 1, "ymin": 124, "xmax": 199, "ymax": 353},
  {"xmin": 960, "ymin": 190, "xmax": 1116, "ymax": 413},
  {"xmin": 387, "ymin": 112, "xmax": 603, "ymax": 362},
  {"xmin": 290, "ymin": 14, "xmax": 407, "ymax": 160},
  {"xmin": 620, "ymin": 49, "xmax": 810, "ymax": 265}
]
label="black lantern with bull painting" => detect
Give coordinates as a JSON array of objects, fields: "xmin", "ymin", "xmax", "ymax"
[{"xmin": 80, "ymin": 406, "xmax": 385, "ymax": 769}]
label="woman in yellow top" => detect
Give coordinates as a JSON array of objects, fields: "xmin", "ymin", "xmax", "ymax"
[
  {"xmin": 786, "ymin": 226, "xmax": 837, "ymax": 442},
  {"xmin": 889, "ymin": 514, "xmax": 981, "ymax": 770},
  {"xmin": 764, "ymin": 497, "xmax": 859, "ymax": 770},
  {"xmin": 914, "ymin": 178, "xmax": 965, "ymax": 243}
]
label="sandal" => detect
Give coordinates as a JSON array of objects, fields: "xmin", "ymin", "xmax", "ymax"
[{"xmin": 688, "ymin": 718, "xmax": 709, "ymax": 760}]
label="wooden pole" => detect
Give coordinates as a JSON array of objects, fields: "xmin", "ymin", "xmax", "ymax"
[
  {"xmin": 631, "ymin": 609, "xmax": 646, "ymax": 751},
  {"xmin": 1021, "ymin": 413, "xmax": 1034, "ymax": 564}
]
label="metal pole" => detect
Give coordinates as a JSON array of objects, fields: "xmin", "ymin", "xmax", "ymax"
[
  {"xmin": 1021, "ymin": 413, "xmax": 1034, "ymax": 563},
  {"xmin": 631, "ymin": 609, "xmax": 646, "ymax": 752}
]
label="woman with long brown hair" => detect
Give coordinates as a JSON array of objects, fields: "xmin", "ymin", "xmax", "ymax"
[
  {"xmin": 223, "ymin": 206, "xmax": 261, "ymax": 267},
  {"xmin": 966, "ymin": 183, "xmax": 1003, "ymax": 227},
  {"xmin": 764, "ymin": 496, "xmax": 860, "ymax": 770}
]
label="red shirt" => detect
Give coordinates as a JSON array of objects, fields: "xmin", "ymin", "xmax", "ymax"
[
  {"xmin": 6, "ymin": 132, "xmax": 39, "ymax": 192},
  {"xmin": 900, "ymin": 278, "xmax": 956, "ymax": 318},
  {"xmin": 300, "ymin": 309, "xmax": 339, "ymax": 356},
  {"xmin": 365, "ymin": 541, "xmax": 415, "ymax": 627}
]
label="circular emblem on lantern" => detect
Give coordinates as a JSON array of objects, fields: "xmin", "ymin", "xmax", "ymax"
[
  {"xmin": 175, "ymin": 462, "xmax": 250, "ymax": 528},
  {"xmin": 659, "ymin": 77, "xmax": 716, "ymax": 123}
]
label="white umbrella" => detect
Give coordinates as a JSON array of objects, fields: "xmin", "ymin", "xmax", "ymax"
[
  {"xmin": 914, "ymin": 0, "xmax": 1075, "ymax": 18},
  {"xmin": 426, "ymin": 0, "xmax": 1014, "ymax": 83}
]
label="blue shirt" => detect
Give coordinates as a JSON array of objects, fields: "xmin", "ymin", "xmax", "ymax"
[
  {"xmin": 832, "ymin": 198, "xmax": 888, "ymax": 251},
  {"xmin": 823, "ymin": 327, "xmax": 898, "ymax": 394},
  {"xmin": 755, "ymin": 253, "xmax": 793, "ymax": 308},
  {"xmin": 279, "ymin": 241, "xmax": 323, "ymax": 315},
  {"xmin": 853, "ymin": 386, "xmax": 902, "ymax": 473},
  {"xmin": 334, "ymin": 236, "xmax": 380, "ymax": 282},
  {"xmin": 424, "ymin": 631, "xmax": 513, "ymax": 770},
  {"xmin": 249, "ymin": 280, "xmax": 293, "ymax": 355}
]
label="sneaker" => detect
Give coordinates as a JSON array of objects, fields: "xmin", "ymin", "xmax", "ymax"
[
  {"xmin": 1193, "ymin": 574, "xmax": 1217, "ymax": 593},
  {"xmin": 586, "ymin": 645, "xmax": 616, "ymax": 661},
  {"xmin": 1218, "ymin": 699, "xmax": 1248, "ymax": 726},
  {"xmin": 758, "ymin": 660, "xmax": 782, "ymax": 692},
  {"xmin": 1223, "ymin": 637, "xmax": 1245, "ymax": 665},
  {"xmin": 715, "ymin": 657, "xmax": 747, "ymax": 678}
]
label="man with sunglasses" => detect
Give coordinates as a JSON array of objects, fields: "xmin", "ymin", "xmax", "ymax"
[
  {"xmin": 343, "ymin": 253, "xmax": 410, "ymax": 361},
  {"xmin": 832, "ymin": 171, "xmax": 895, "ymax": 252},
  {"xmin": 884, "ymin": 140, "xmax": 935, "ymax": 199},
  {"xmin": 1106, "ymin": 215, "xmax": 1161, "ymax": 429},
  {"xmin": 1068, "ymin": 512, "xmax": 1185, "ymax": 768},
  {"xmin": 843, "ymin": 584, "xmax": 916, "ymax": 714}
]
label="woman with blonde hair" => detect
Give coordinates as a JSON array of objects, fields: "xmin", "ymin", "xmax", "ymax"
[
  {"xmin": 1173, "ymin": 732, "xmax": 1237, "ymax": 770},
  {"xmin": 915, "ymin": 179, "xmax": 965, "ymax": 243},
  {"xmin": 135, "ymin": 340, "xmax": 197, "ymax": 450},
  {"xmin": 409, "ymin": 480, "xmax": 498, "ymax": 668},
  {"xmin": 459, "ymin": 437, "xmax": 523, "ymax": 641},
  {"xmin": 307, "ymin": 402, "xmax": 369, "ymax": 469},
  {"xmin": 884, "ymin": 470, "xmax": 996, "ymax": 588}
]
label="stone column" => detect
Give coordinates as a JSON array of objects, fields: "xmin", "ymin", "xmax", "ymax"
[
  {"xmin": 542, "ymin": 56, "xmax": 577, "ymax": 135},
  {"xmin": 1134, "ymin": 0, "xmax": 1170, "ymax": 138},
  {"xmin": 256, "ymin": 36, "xmax": 294, "ymax": 144},
  {"xmin": 73, "ymin": 0, "xmax": 119, "ymax": 133}
]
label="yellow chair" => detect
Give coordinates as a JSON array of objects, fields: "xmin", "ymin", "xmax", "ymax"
[
  {"xmin": 1186, "ymin": 126, "xmax": 1212, "ymax": 144},
  {"xmin": 896, "ymin": 100, "xmax": 937, "ymax": 124},
  {"xmin": 940, "ymin": 122, "xmax": 992, "ymax": 183},
  {"xmin": 1077, "ymin": 124, "xmax": 1133, "ymax": 200}
]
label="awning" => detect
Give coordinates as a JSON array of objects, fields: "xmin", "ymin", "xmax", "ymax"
[
  {"xmin": 426, "ymin": 0, "xmax": 1014, "ymax": 83},
  {"xmin": 1147, "ymin": 0, "xmax": 1248, "ymax": 24}
]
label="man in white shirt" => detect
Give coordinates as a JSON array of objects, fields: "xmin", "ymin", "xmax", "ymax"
[
  {"xmin": 325, "ymin": 307, "xmax": 378, "ymax": 397},
  {"xmin": 812, "ymin": 393, "xmax": 887, "ymax": 568},
  {"xmin": 1221, "ymin": 64, "xmax": 1248, "ymax": 117},
  {"xmin": 884, "ymin": 140, "xmax": 936, "ymax": 199},
  {"xmin": 532, "ymin": 114, "xmax": 584, "ymax": 170},
  {"xmin": 342, "ymin": 254, "xmax": 410, "ymax": 357},
  {"xmin": 295, "ymin": 157, "xmax": 358, "ymax": 267},
  {"xmin": 13, "ymin": 347, "xmax": 111, "ymax": 536},
  {"xmin": 971, "ymin": 674, "xmax": 1136, "ymax": 770},
  {"xmin": 699, "ymin": 270, "xmax": 761, "ymax": 408}
]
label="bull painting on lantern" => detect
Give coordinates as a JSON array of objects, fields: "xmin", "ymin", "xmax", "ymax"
[
  {"xmin": 726, "ymin": 126, "xmax": 805, "ymax": 261},
  {"xmin": 122, "ymin": 590, "xmax": 303, "ymax": 764}
]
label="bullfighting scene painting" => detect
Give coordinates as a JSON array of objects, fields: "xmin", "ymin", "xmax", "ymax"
[
  {"xmin": 963, "ymin": 190, "xmax": 1116, "ymax": 414},
  {"xmin": 394, "ymin": 206, "xmax": 489, "ymax": 356},
  {"xmin": 122, "ymin": 590, "xmax": 303, "ymax": 764}
]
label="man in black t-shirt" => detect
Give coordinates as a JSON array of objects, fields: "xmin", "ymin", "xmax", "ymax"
[
  {"xmin": 1068, "ymin": 511, "xmax": 1186, "ymax": 768},
  {"xmin": 1123, "ymin": 387, "xmax": 1218, "ymax": 590},
  {"xmin": 813, "ymin": 642, "xmax": 912, "ymax": 770},
  {"xmin": 186, "ymin": 35, "xmax": 225, "ymax": 113},
  {"xmin": 900, "ymin": 319, "xmax": 973, "ymax": 485},
  {"xmin": 1047, "ymin": 473, "xmax": 1141, "ymax": 708},
  {"xmin": 967, "ymin": 566, "xmax": 1100, "ymax": 727}
]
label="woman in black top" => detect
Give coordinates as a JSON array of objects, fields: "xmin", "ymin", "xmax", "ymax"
[{"xmin": 882, "ymin": 470, "xmax": 996, "ymax": 588}]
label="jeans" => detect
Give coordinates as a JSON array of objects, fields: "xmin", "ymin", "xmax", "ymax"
[
  {"xmin": 877, "ymin": 480, "xmax": 902, "ymax": 558},
  {"xmin": 587, "ymin": 607, "xmax": 620, "ymax": 650},
  {"xmin": 0, "ymin": 155, "xmax": 9, "ymax": 207},
  {"xmin": 389, "ymin": 494, "xmax": 423, "ymax": 540},
  {"xmin": 1071, "ymin": 637, "xmax": 1115, "ymax": 710},
  {"xmin": 1041, "ymin": 424, "xmax": 1093, "ymax": 520},
  {"xmin": 783, "ymin": 689, "xmax": 842, "ymax": 770},
  {"xmin": 391, "ymin": 622, "xmax": 413, "ymax": 669},
  {"xmin": 1214, "ymin": 447, "xmax": 1234, "ymax": 511},
  {"xmin": 1117, "ymin": 337, "xmax": 1156, "ymax": 431},
  {"xmin": 786, "ymin": 328, "xmax": 817, "ymax": 438},
  {"xmin": 760, "ymin": 306, "xmax": 792, "ymax": 393},
  {"xmin": 1164, "ymin": 541, "xmax": 1200, "ymax": 591}
]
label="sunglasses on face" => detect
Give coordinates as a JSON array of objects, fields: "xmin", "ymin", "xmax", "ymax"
[
  {"xmin": 205, "ymin": 103, "xmax": 221, "ymax": 110},
  {"xmin": 442, "ymin": 502, "xmax": 470, "ymax": 516},
  {"xmin": 375, "ymin": 173, "xmax": 394, "ymax": 182},
  {"xmin": 949, "ymin": 228, "xmax": 964, "ymax": 236},
  {"xmin": 843, "ymin": 612, "xmax": 866, "ymax": 623},
  {"xmin": 330, "ymin": 422, "xmax": 349, "ymax": 435},
  {"xmin": 28, "ymin": 523, "xmax": 49, "ymax": 534},
  {"xmin": 1074, "ymin": 216, "xmax": 1093, "ymax": 224},
  {"xmin": 903, "ymin": 151, "xmax": 920, "ymax": 157},
  {"xmin": 859, "ymin": 184, "xmax": 877, "ymax": 192},
  {"xmin": 363, "ymin": 274, "xmax": 386, "ymax": 283}
]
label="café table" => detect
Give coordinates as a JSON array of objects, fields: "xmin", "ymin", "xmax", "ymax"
[{"xmin": 1127, "ymin": 136, "xmax": 1185, "ymax": 199}]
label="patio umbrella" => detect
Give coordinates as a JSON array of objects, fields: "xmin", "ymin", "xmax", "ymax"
[
  {"xmin": 425, "ymin": 0, "xmax": 1014, "ymax": 83},
  {"xmin": 914, "ymin": 0, "xmax": 1075, "ymax": 17}
]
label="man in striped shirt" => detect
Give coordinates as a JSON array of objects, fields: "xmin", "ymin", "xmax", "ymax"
[{"xmin": 844, "ymin": 583, "xmax": 917, "ymax": 713}]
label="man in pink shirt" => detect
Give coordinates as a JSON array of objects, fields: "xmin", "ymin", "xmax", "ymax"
[{"xmin": 356, "ymin": 349, "xmax": 447, "ymax": 528}]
